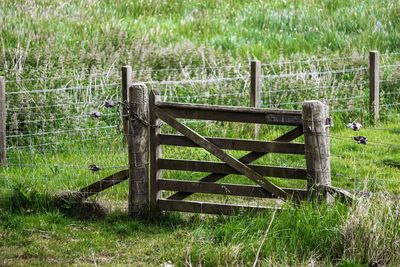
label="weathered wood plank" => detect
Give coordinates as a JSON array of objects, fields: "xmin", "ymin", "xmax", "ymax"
[
  {"xmin": 168, "ymin": 126, "xmax": 304, "ymax": 200},
  {"xmin": 149, "ymin": 91, "xmax": 162, "ymax": 211},
  {"xmin": 156, "ymin": 101, "xmax": 302, "ymax": 126},
  {"xmin": 158, "ymin": 199, "xmax": 272, "ymax": 215},
  {"xmin": 158, "ymin": 179, "xmax": 307, "ymax": 200},
  {"xmin": 158, "ymin": 159, "xmax": 307, "ymax": 179},
  {"xmin": 158, "ymin": 134, "xmax": 305, "ymax": 154},
  {"xmin": 127, "ymin": 84, "xmax": 149, "ymax": 216},
  {"xmin": 321, "ymin": 185, "xmax": 354, "ymax": 203},
  {"xmin": 79, "ymin": 170, "xmax": 129, "ymax": 199},
  {"xmin": 155, "ymin": 108, "xmax": 288, "ymax": 198}
]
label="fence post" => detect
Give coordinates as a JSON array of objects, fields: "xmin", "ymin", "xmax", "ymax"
[
  {"xmin": 122, "ymin": 66, "xmax": 132, "ymax": 137},
  {"xmin": 149, "ymin": 91, "xmax": 162, "ymax": 211},
  {"xmin": 302, "ymin": 101, "xmax": 331, "ymax": 200},
  {"xmin": 127, "ymin": 84, "xmax": 150, "ymax": 216},
  {"xmin": 250, "ymin": 60, "xmax": 261, "ymax": 137},
  {"xmin": 0, "ymin": 77, "xmax": 5, "ymax": 166},
  {"xmin": 369, "ymin": 51, "xmax": 380, "ymax": 124}
]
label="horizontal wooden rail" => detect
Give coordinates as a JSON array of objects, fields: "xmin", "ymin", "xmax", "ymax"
[
  {"xmin": 158, "ymin": 199, "xmax": 272, "ymax": 215},
  {"xmin": 79, "ymin": 170, "xmax": 129, "ymax": 199},
  {"xmin": 158, "ymin": 179, "xmax": 307, "ymax": 200},
  {"xmin": 158, "ymin": 159, "xmax": 307, "ymax": 179},
  {"xmin": 155, "ymin": 102, "xmax": 303, "ymax": 126},
  {"xmin": 167, "ymin": 126, "xmax": 305, "ymax": 201},
  {"xmin": 158, "ymin": 134, "xmax": 305, "ymax": 154}
]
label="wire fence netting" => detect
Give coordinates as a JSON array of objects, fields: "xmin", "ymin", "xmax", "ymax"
[{"xmin": 1, "ymin": 54, "xmax": 399, "ymax": 201}]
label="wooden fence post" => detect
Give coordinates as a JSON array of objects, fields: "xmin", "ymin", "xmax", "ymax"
[
  {"xmin": 122, "ymin": 66, "xmax": 132, "ymax": 136},
  {"xmin": 0, "ymin": 77, "xmax": 5, "ymax": 166},
  {"xmin": 250, "ymin": 60, "xmax": 261, "ymax": 137},
  {"xmin": 149, "ymin": 91, "xmax": 162, "ymax": 211},
  {"xmin": 127, "ymin": 84, "xmax": 150, "ymax": 216},
  {"xmin": 369, "ymin": 51, "xmax": 379, "ymax": 124},
  {"xmin": 302, "ymin": 101, "xmax": 331, "ymax": 200}
]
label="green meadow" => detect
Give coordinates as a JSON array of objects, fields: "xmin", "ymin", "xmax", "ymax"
[{"xmin": 0, "ymin": 0, "xmax": 399, "ymax": 266}]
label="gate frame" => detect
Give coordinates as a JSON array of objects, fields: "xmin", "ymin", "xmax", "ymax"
[
  {"xmin": 147, "ymin": 89, "xmax": 333, "ymax": 215},
  {"xmin": 76, "ymin": 66, "xmax": 353, "ymax": 217}
]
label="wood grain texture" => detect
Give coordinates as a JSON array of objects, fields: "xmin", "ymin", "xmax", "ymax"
[
  {"xmin": 155, "ymin": 108, "xmax": 288, "ymax": 198},
  {"xmin": 149, "ymin": 91, "xmax": 162, "ymax": 211},
  {"xmin": 302, "ymin": 101, "xmax": 331, "ymax": 200},
  {"xmin": 158, "ymin": 179, "xmax": 307, "ymax": 200},
  {"xmin": 128, "ymin": 84, "xmax": 149, "ymax": 216},
  {"xmin": 158, "ymin": 199, "xmax": 273, "ymax": 215},
  {"xmin": 79, "ymin": 170, "xmax": 129, "ymax": 199},
  {"xmin": 167, "ymin": 126, "xmax": 304, "ymax": 200},
  {"xmin": 156, "ymin": 102, "xmax": 302, "ymax": 125},
  {"xmin": 158, "ymin": 159, "xmax": 307, "ymax": 179},
  {"xmin": 158, "ymin": 134, "xmax": 305, "ymax": 154}
]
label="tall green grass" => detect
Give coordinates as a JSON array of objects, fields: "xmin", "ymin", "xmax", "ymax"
[
  {"xmin": 0, "ymin": 1, "xmax": 399, "ymax": 265},
  {"xmin": 2, "ymin": 0, "xmax": 400, "ymax": 77},
  {"xmin": 1, "ymin": 188, "xmax": 399, "ymax": 266}
]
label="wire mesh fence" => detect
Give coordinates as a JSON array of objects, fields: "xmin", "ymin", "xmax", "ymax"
[{"xmin": 1, "ymin": 53, "xmax": 399, "ymax": 202}]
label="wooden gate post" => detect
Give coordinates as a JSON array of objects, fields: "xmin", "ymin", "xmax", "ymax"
[
  {"xmin": 369, "ymin": 51, "xmax": 379, "ymax": 124},
  {"xmin": 302, "ymin": 101, "xmax": 331, "ymax": 200},
  {"xmin": 0, "ymin": 77, "xmax": 6, "ymax": 166},
  {"xmin": 149, "ymin": 91, "xmax": 162, "ymax": 211},
  {"xmin": 250, "ymin": 60, "xmax": 261, "ymax": 138},
  {"xmin": 127, "ymin": 83, "xmax": 150, "ymax": 216}
]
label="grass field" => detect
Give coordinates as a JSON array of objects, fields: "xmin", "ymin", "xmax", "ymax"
[{"xmin": 1, "ymin": 0, "xmax": 400, "ymax": 266}]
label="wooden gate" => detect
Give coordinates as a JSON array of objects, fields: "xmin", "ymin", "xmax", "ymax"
[
  {"xmin": 76, "ymin": 72, "xmax": 353, "ymax": 216},
  {"xmin": 148, "ymin": 90, "xmax": 329, "ymax": 215}
]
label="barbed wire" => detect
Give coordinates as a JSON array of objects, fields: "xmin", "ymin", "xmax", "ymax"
[
  {"xmin": 3, "ymin": 71, "xmax": 120, "ymax": 83},
  {"xmin": 6, "ymin": 125, "xmax": 117, "ymax": 138},
  {"xmin": 261, "ymin": 56, "xmax": 366, "ymax": 67},
  {"xmin": 264, "ymin": 81, "xmax": 368, "ymax": 94},
  {"xmin": 330, "ymin": 134, "xmax": 399, "ymax": 148},
  {"xmin": 140, "ymin": 76, "xmax": 247, "ymax": 86},
  {"xmin": 5, "ymin": 101, "xmax": 106, "ymax": 111},
  {"xmin": 5, "ymin": 83, "xmax": 120, "ymax": 95},
  {"xmin": 380, "ymin": 64, "xmax": 400, "ymax": 69},
  {"xmin": 261, "ymin": 67, "xmax": 368, "ymax": 80},
  {"xmin": 6, "ymin": 136, "xmax": 122, "ymax": 150},
  {"xmin": 6, "ymin": 113, "xmax": 119, "ymax": 126},
  {"xmin": 1, "ymin": 61, "xmax": 399, "ymax": 198},
  {"xmin": 6, "ymin": 163, "xmax": 127, "ymax": 170}
]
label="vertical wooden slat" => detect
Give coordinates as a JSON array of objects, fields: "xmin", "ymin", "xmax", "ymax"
[
  {"xmin": 250, "ymin": 60, "xmax": 261, "ymax": 137},
  {"xmin": 127, "ymin": 84, "xmax": 150, "ymax": 216},
  {"xmin": 250, "ymin": 60, "xmax": 261, "ymax": 108},
  {"xmin": 121, "ymin": 66, "xmax": 132, "ymax": 137},
  {"xmin": 302, "ymin": 101, "xmax": 331, "ymax": 200},
  {"xmin": 369, "ymin": 51, "xmax": 379, "ymax": 124},
  {"xmin": 0, "ymin": 77, "xmax": 5, "ymax": 166},
  {"xmin": 149, "ymin": 91, "xmax": 162, "ymax": 211}
]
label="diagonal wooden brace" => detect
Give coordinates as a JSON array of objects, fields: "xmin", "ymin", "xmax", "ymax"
[
  {"xmin": 168, "ymin": 126, "xmax": 304, "ymax": 200},
  {"xmin": 155, "ymin": 107, "xmax": 288, "ymax": 199},
  {"xmin": 79, "ymin": 170, "xmax": 129, "ymax": 199}
]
